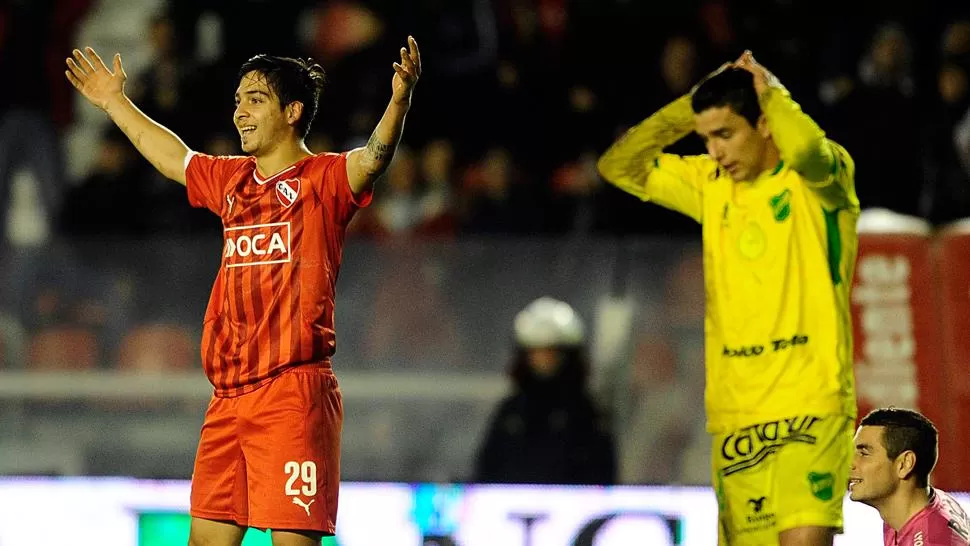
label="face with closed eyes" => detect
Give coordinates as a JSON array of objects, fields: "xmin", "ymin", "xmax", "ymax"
[{"xmin": 694, "ymin": 105, "xmax": 772, "ymax": 181}]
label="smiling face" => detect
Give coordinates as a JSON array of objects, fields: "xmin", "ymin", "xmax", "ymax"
[
  {"xmin": 694, "ymin": 105, "xmax": 772, "ymax": 181},
  {"xmin": 233, "ymin": 70, "xmax": 301, "ymax": 156},
  {"xmin": 849, "ymin": 425, "xmax": 902, "ymax": 505}
]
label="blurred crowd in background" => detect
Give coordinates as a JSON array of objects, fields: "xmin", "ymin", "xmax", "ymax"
[{"xmin": 3, "ymin": 0, "xmax": 970, "ymax": 246}]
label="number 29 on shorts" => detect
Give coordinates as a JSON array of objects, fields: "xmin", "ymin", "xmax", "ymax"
[{"xmin": 284, "ymin": 460, "xmax": 317, "ymax": 497}]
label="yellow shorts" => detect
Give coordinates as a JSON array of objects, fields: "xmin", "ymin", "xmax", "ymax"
[{"xmin": 711, "ymin": 414, "xmax": 853, "ymax": 546}]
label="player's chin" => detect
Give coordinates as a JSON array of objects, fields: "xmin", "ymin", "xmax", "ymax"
[{"xmin": 848, "ymin": 487, "xmax": 866, "ymax": 503}]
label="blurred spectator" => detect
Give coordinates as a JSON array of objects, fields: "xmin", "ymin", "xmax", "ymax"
[
  {"xmin": 482, "ymin": 0, "xmax": 574, "ymax": 173},
  {"xmin": 697, "ymin": 0, "xmax": 735, "ymax": 53},
  {"xmin": 202, "ymin": 132, "xmax": 238, "ymax": 157},
  {"xmin": 924, "ymin": 20, "xmax": 970, "ymax": 224},
  {"xmin": 170, "ymin": 0, "xmax": 303, "ymax": 69},
  {"xmin": 300, "ymin": 1, "xmax": 391, "ymax": 147},
  {"xmin": 349, "ymin": 142, "xmax": 459, "ymax": 239},
  {"xmin": 956, "ymin": 105, "xmax": 970, "ymax": 178},
  {"xmin": 127, "ymin": 13, "xmax": 194, "ymax": 135},
  {"xmin": 372, "ymin": 145, "xmax": 426, "ymax": 236},
  {"xmin": 660, "ymin": 35, "xmax": 701, "ymax": 100},
  {"xmin": 0, "ymin": 110, "xmax": 64, "ymax": 247},
  {"xmin": 822, "ymin": 23, "xmax": 923, "ymax": 217},
  {"xmin": 363, "ymin": 243, "xmax": 465, "ymax": 370},
  {"xmin": 546, "ymin": 151, "xmax": 601, "ymax": 234},
  {"xmin": 0, "ymin": 0, "xmax": 93, "ymax": 129},
  {"xmin": 925, "ymin": 61, "xmax": 970, "ymax": 224},
  {"xmin": 58, "ymin": 128, "xmax": 149, "ymax": 237},
  {"xmin": 306, "ymin": 1, "xmax": 385, "ymax": 66},
  {"xmin": 404, "ymin": 0, "xmax": 498, "ymax": 143},
  {"xmin": 461, "ymin": 147, "xmax": 543, "ymax": 234},
  {"xmin": 417, "ymin": 139, "xmax": 460, "ymax": 237},
  {"xmin": 0, "ymin": 1, "xmax": 93, "ymax": 247},
  {"xmin": 942, "ymin": 19, "xmax": 970, "ymax": 58},
  {"xmin": 474, "ymin": 297, "xmax": 616, "ymax": 485}
]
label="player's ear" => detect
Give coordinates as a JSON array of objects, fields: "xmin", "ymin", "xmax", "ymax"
[
  {"xmin": 757, "ymin": 114, "xmax": 771, "ymax": 139},
  {"xmin": 896, "ymin": 450, "xmax": 917, "ymax": 481},
  {"xmin": 285, "ymin": 101, "xmax": 304, "ymax": 127}
]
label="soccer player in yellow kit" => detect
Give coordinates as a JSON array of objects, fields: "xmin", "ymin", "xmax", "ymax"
[{"xmin": 598, "ymin": 51, "xmax": 860, "ymax": 546}]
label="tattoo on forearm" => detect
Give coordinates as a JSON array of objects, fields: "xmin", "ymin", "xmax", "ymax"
[{"xmin": 366, "ymin": 133, "xmax": 394, "ymax": 163}]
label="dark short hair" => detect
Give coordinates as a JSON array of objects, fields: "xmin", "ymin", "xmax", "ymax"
[
  {"xmin": 691, "ymin": 67, "xmax": 762, "ymax": 127},
  {"xmin": 860, "ymin": 407, "xmax": 939, "ymax": 487},
  {"xmin": 238, "ymin": 55, "xmax": 327, "ymax": 138}
]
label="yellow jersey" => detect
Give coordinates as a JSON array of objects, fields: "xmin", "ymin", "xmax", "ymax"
[{"xmin": 598, "ymin": 87, "xmax": 860, "ymax": 433}]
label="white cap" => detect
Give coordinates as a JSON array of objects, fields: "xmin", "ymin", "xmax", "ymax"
[{"xmin": 514, "ymin": 297, "xmax": 586, "ymax": 348}]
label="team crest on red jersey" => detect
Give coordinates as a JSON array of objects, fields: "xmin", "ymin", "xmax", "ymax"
[{"xmin": 276, "ymin": 178, "xmax": 300, "ymax": 208}]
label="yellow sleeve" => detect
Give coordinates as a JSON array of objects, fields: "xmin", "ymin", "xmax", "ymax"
[
  {"xmin": 759, "ymin": 86, "xmax": 860, "ymax": 211},
  {"xmin": 597, "ymin": 95, "xmax": 707, "ymax": 223}
]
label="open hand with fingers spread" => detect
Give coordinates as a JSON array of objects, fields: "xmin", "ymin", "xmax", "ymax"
[
  {"xmin": 391, "ymin": 36, "xmax": 422, "ymax": 105},
  {"xmin": 64, "ymin": 47, "xmax": 127, "ymax": 112}
]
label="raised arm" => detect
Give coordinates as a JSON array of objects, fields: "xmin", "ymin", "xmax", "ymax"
[
  {"xmin": 736, "ymin": 51, "xmax": 857, "ymax": 210},
  {"xmin": 759, "ymin": 88, "xmax": 836, "ymax": 184},
  {"xmin": 596, "ymin": 94, "xmax": 710, "ymax": 223},
  {"xmin": 65, "ymin": 48, "xmax": 191, "ymax": 185},
  {"xmin": 596, "ymin": 94, "xmax": 696, "ymax": 200},
  {"xmin": 597, "ymin": 61, "xmax": 737, "ymax": 199},
  {"xmin": 736, "ymin": 51, "xmax": 837, "ymax": 184},
  {"xmin": 345, "ymin": 36, "xmax": 422, "ymax": 196}
]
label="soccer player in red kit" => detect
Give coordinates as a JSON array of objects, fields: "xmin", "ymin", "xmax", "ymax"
[
  {"xmin": 65, "ymin": 36, "xmax": 421, "ymax": 546},
  {"xmin": 850, "ymin": 408, "xmax": 970, "ymax": 545}
]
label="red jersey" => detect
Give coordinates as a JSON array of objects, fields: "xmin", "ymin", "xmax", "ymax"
[
  {"xmin": 884, "ymin": 489, "xmax": 970, "ymax": 546},
  {"xmin": 186, "ymin": 151, "xmax": 371, "ymax": 397}
]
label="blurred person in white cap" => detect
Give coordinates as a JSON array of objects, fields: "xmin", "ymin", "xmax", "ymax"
[{"xmin": 474, "ymin": 297, "xmax": 616, "ymax": 485}]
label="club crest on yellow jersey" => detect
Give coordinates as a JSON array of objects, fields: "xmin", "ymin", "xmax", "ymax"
[{"xmin": 769, "ymin": 189, "xmax": 792, "ymax": 222}]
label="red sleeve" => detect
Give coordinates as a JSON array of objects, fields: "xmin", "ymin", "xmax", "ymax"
[
  {"xmin": 311, "ymin": 152, "xmax": 373, "ymax": 226},
  {"xmin": 185, "ymin": 152, "xmax": 249, "ymax": 216}
]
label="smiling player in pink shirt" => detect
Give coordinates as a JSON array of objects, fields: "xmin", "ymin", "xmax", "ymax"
[{"xmin": 850, "ymin": 408, "xmax": 970, "ymax": 545}]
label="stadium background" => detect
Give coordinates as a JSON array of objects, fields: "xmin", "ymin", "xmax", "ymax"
[{"xmin": 1, "ymin": 0, "xmax": 970, "ymax": 543}]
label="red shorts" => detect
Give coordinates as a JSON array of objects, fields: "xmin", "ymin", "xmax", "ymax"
[{"xmin": 189, "ymin": 365, "xmax": 342, "ymax": 534}]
